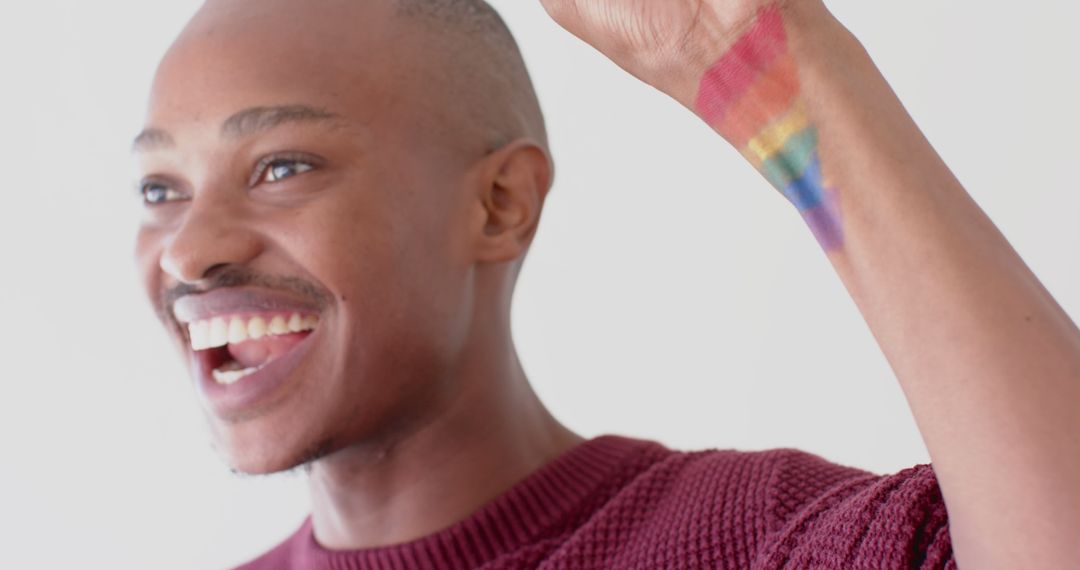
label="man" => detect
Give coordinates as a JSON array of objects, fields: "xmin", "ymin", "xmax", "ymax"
[{"xmin": 133, "ymin": 0, "xmax": 1080, "ymax": 567}]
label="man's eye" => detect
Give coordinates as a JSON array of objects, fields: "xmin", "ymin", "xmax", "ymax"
[
  {"xmin": 140, "ymin": 182, "xmax": 186, "ymax": 205},
  {"xmin": 260, "ymin": 159, "xmax": 315, "ymax": 184}
]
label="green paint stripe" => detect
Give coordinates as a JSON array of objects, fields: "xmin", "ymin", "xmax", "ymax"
[{"xmin": 761, "ymin": 127, "xmax": 818, "ymax": 190}]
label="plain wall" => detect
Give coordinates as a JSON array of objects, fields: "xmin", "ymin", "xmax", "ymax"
[{"xmin": 1, "ymin": 0, "xmax": 1078, "ymax": 567}]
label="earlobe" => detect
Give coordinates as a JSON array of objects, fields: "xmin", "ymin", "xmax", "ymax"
[{"xmin": 474, "ymin": 139, "xmax": 553, "ymax": 264}]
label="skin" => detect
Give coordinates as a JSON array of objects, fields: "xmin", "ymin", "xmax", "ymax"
[
  {"xmin": 135, "ymin": 0, "xmax": 580, "ymax": 549},
  {"xmin": 541, "ymin": 0, "xmax": 1080, "ymax": 566}
]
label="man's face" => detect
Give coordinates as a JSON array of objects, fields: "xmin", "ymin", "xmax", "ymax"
[{"xmin": 134, "ymin": 2, "xmax": 482, "ymax": 473}]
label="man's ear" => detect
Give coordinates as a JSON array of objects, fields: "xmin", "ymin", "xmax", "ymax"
[{"xmin": 471, "ymin": 139, "xmax": 554, "ymax": 263}]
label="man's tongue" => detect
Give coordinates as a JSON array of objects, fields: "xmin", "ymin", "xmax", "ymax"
[{"xmin": 226, "ymin": 332, "xmax": 309, "ymax": 369}]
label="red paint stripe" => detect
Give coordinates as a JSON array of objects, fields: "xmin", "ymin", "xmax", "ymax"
[
  {"xmin": 695, "ymin": 5, "xmax": 788, "ymax": 127},
  {"xmin": 719, "ymin": 53, "xmax": 800, "ymax": 147}
]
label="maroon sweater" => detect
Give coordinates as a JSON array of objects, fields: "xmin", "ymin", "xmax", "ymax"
[{"xmin": 236, "ymin": 435, "xmax": 954, "ymax": 569}]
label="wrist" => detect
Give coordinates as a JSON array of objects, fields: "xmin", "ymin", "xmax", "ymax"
[{"xmin": 668, "ymin": 0, "xmax": 860, "ymax": 250}]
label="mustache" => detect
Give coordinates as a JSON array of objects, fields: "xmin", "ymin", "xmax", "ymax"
[{"xmin": 158, "ymin": 266, "xmax": 332, "ymax": 322}]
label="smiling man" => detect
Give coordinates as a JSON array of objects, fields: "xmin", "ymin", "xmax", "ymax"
[{"xmin": 134, "ymin": 0, "xmax": 1080, "ymax": 568}]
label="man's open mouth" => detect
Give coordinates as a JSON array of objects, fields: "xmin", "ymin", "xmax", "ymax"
[{"xmin": 186, "ymin": 313, "xmax": 319, "ymax": 385}]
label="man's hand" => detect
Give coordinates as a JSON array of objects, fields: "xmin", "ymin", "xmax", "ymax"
[{"xmin": 538, "ymin": 0, "xmax": 782, "ymax": 94}]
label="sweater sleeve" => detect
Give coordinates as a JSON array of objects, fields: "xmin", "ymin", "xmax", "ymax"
[{"xmin": 754, "ymin": 450, "xmax": 955, "ymax": 569}]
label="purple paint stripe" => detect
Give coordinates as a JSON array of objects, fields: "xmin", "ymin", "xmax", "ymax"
[
  {"xmin": 801, "ymin": 193, "xmax": 843, "ymax": 251},
  {"xmin": 696, "ymin": 6, "xmax": 788, "ymax": 127}
]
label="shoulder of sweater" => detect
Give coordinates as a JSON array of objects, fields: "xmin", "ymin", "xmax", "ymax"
[
  {"xmin": 566, "ymin": 444, "xmax": 893, "ymax": 555},
  {"xmin": 633, "ymin": 442, "xmax": 877, "ymax": 487},
  {"xmin": 759, "ymin": 448, "xmax": 944, "ymax": 540},
  {"xmin": 644, "ymin": 445, "xmax": 944, "ymax": 545},
  {"xmin": 603, "ymin": 443, "xmax": 877, "ymax": 518},
  {"xmin": 748, "ymin": 451, "xmax": 952, "ymax": 568},
  {"xmin": 622, "ymin": 444, "xmax": 907, "ymax": 526}
]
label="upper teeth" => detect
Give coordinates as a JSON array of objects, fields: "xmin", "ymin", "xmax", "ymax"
[{"xmin": 187, "ymin": 313, "xmax": 319, "ymax": 351}]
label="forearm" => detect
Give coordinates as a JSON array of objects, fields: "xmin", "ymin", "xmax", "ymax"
[{"xmin": 663, "ymin": 1, "xmax": 1080, "ymax": 567}]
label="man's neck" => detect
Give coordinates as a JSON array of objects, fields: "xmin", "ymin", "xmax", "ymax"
[{"xmin": 306, "ymin": 339, "xmax": 582, "ymax": 550}]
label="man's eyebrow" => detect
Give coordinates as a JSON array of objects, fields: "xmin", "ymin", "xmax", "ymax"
[
  {"xmin": 132, "ymin": 128, "xmax": 175, "ymax": 153},
  {"xmin": 220, "ymin": 104, "xmax": 341, "ymax": 138},
  {"xmin": 131, "ymin": 104, "xmax": 342, "ymax": 153}
]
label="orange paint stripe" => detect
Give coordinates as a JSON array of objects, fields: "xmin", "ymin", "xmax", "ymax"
[{"xmin": 717, "ymin": 53, "xmax": 800, "ymax": 147}]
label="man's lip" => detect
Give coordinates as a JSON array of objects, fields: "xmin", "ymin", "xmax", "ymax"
[
  {"xmin": 192, "ymin": 325, "xmax": 320, "ymax": 419},
  {"xmin": 172, "ymin": 287, "xmax": 322, "ymax": 325}
]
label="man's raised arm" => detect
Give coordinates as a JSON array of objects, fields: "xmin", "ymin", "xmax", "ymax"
[{"xmin": 539, "ymin": 0, "xmax": 1080, "ymax": 566}]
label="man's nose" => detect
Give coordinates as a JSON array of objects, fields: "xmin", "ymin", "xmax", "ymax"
[{"xmin": 159, "ymin": 198, "xmax": 263, "ymax": 283}]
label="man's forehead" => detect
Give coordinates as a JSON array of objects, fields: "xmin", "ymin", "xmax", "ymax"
[
  {"xmin": 136, "ymin": 0, "xmax": 520, "ymax": 160},
  {"xmin": 138, "ymin": 1, "xmax": 415, "ymax": 151}
]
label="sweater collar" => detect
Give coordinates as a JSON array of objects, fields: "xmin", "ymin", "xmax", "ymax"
[{"xmin": 289, "ymin": 434, "xmax": 658, "ymax": 570}]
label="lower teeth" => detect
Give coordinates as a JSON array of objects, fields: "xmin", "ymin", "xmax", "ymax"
[{"xmin": 212, "ymin": 364, "xmax": 264, "ymax": 385}]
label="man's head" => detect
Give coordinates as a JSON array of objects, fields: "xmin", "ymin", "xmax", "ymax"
[{"xmin": 134, "ymin": 0, "xmax": 552, "ymax": 474}]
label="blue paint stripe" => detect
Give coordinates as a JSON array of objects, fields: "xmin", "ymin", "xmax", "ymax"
[{"xmin": 781, "ymin": 153, "xmax": 826, "ymax": 211}]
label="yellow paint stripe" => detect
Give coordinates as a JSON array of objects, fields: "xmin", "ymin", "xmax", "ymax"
[{"xmin": 743, "ymin": 102, "xmax": 809, "ymax": 166}]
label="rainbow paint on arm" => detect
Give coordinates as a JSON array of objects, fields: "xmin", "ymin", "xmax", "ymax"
[{"xmin": 695, "ymin": 5, "xmax": 843, "ymax": 251}]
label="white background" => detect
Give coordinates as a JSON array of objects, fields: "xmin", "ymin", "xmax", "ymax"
[{"xmin": 1, "ymin": 1, "xmax": 1078, "ymax": 568}]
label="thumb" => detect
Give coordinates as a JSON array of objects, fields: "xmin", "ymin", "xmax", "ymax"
[{"xmin": 538, "ymin": 0, "xmax": 584, "ymax": 35}]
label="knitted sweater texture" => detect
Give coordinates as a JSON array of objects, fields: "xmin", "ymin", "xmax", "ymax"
[{"xmin": 236, "ymin": 435, "xmax": 954, "ymax": 569}]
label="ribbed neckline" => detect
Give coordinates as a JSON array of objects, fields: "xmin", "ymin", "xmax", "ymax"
[{"xmin": 295, "ymin": 435, "xmax": 657, "ymax": 570}]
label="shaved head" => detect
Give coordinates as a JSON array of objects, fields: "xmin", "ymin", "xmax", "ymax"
[
  {"xmin": 391, "ymin": 0, "xmax": 550, "ymax": 151},
  {"xmin": 163, "ymin": 0, "xmax": 548, "ymax": 158}
]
